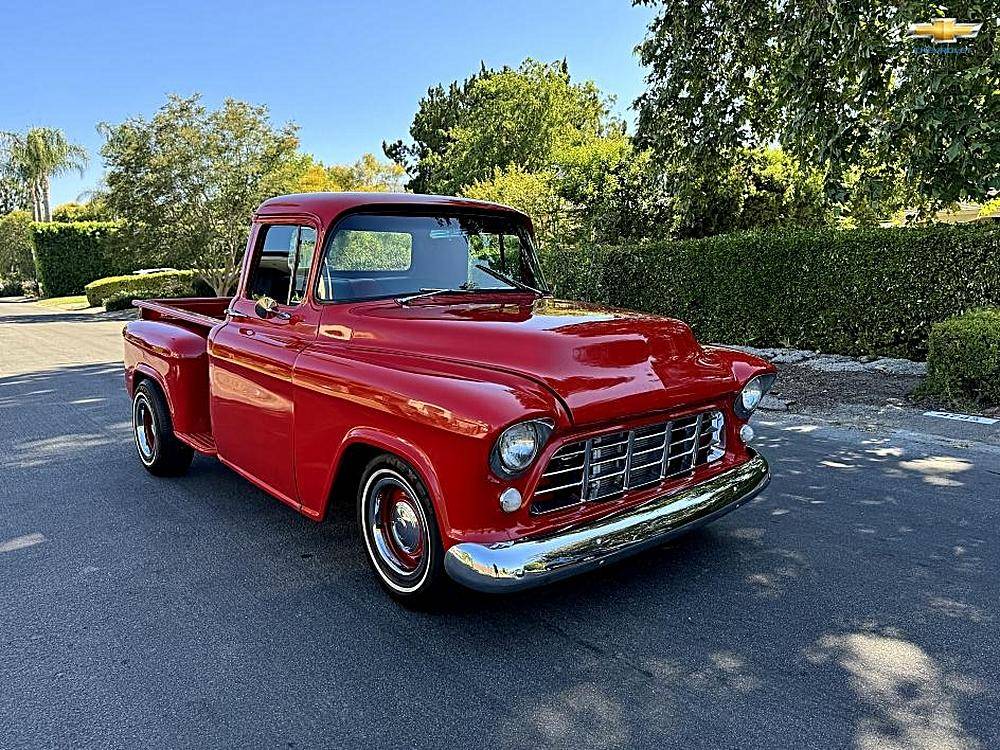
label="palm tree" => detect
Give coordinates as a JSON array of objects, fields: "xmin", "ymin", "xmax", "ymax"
[{"xmin": 1, "ymin": 128, "xmax": 88, "ymax": 222}]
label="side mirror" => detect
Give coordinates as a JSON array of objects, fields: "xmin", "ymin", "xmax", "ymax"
[
  {"xmin": 254, "ymin": 296, "xmax": 289, "ymax": 320},
  {"xmin": 254, "ymin": 296, "xmax": 278, "ymax": 317}
]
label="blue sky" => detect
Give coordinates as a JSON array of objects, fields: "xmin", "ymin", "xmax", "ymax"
[{"xmin": 2, "ymin": 0, "xmax": 656, "ymax": 206}]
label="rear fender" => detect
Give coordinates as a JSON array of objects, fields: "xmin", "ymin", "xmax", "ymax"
[{"xmin": 123, "ymin": 320, "xmax": 212, "ymax": 435}]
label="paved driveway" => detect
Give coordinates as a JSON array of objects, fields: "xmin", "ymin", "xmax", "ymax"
[{"xmin": 1, "ymin": 298, "xmax": 998, "ymax": 749}]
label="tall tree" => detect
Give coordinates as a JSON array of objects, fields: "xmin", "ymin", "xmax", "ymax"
[
  {"xmin": 634, "ymin": 0, "xmax": 999, "ymax": 212},
  {"xmin": 384, "ymin": 63, "xmax": 493, "ymax": 194},
  {"xmin": 385, "ymin": 59, "xmax": 618, "ymax": 195},
  {"xmin": 1, "ymin": 127, "xmax": 88, "ymax": 221},
  {"xmin": 101, "ymin": 95, "xmax": 303, "ymax": 296}
]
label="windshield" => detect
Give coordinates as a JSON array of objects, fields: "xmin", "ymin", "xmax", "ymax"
[{"xmin": 315, "ymin": 212, "xmax": 547, "ymax": 302}]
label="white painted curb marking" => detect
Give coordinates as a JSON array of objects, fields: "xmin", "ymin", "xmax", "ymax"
[{"xmin": 923, "ymin": 411, "xmax": 998, "ymax": 426}]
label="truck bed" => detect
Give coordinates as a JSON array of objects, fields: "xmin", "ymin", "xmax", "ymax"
[
  {"xmin": 125, "ymin": 297, "xmax": 232, "ymax": 456},
  {"xmin": 134, "ymin": 297, "xmax": 232, "ymax": 329}
]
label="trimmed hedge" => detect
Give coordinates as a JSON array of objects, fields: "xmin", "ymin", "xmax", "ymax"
[
  {"xmin": 32, "ymin": 221, "xmax": 124, "ymax": 296},
  {"xmin": 924, "ymin": 308, "xmax": 1000, "ymax": 406},
  {"xmin": 103, "ymin": 291, "xmax": 142, "ymax": 312},
  {"xmin": 84, "ymin": 270, "xmax": 198, "ymax": 308},
  {"xmin": 0, "ymin": 210, "xmax": 36, "ymax": 282},
  {"xmin": 545, "ymin": 224, "xmax": 1000, "ymax": 360}
]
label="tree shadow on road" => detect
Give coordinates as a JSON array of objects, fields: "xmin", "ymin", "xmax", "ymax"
[{"xmin": 0, "ymin": 310, "xmax": 135, "ymax": 325}]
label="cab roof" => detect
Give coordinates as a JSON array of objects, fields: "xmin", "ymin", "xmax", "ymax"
[{"xmin": 256, "ymin": 192, "xmax": 529, "ymax": 227}]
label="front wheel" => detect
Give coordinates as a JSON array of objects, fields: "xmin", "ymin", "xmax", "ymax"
[
  {"xmin": 131, "ymin": 381, "xmax": 193, "ymax": 477},
  {"xmin": 357, "ymin": 455, "xmax": 446, "ymax": 603}
]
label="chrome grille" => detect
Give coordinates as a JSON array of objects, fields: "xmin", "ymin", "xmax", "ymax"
[{"xmin": 531, "ymin": 409, "xmax": 726, "ymax": 514}]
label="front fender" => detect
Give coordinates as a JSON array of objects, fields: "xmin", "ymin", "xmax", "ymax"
[
  {"xmin": 292, "ymin": 345, "xmax": 568, "ymax": 544},
  {"xmin": 325, "ymin": 427, "xmax": 444, "ymax": 523},
  {"xmin": 703, "ymin": 345, "xmax": 777, "ymax": 385}
]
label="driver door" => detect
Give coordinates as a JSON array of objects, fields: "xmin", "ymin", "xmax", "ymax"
[{"xmin": 209, "ymin": 220, "xmax": 319, "ymax": 505}]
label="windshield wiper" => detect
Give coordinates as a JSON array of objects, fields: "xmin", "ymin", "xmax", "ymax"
[
  {"xmin": 474, "ymin": 264, "xmax": 547, "ymax": 296},
  {"xmin": 396, "ymin": 287, "xmax": 474, "ymax": 306}
]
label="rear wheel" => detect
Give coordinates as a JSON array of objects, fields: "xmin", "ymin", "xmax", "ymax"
[
  {"xmin": 132, "ymin": 381, "xmax": 193, "ymax": 477},
  {"xmin": 357, "ymin": 454, "xmax": 446, "ymax": 603}
]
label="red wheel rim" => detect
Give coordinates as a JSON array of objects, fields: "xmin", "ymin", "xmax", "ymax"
[
  {"xmin": 363, "ymin": 469, "xmax": 432, "ymax": 590},
  {"xmin": 376, "ymin": 486, "xmax": 425, "ymax": 572}
]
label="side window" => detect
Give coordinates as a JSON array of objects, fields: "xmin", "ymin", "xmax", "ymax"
[{"xmin": 247, "ymin": 224, "xmax": 317, "ymax": 305}]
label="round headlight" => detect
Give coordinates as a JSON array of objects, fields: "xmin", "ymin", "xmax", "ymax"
[
  {"xmin": 741, "ymin": 378, "xmax": 764, "ymax": 412},
  {"xmin": 492, "ymin": 420, "xmax": 553, "ymax": 477},
  {"xmin": 734, "ymin": 374, "xmax": 775, "ymax": 420}
]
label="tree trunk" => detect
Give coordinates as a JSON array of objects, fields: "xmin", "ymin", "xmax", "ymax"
[
  {"xmin": 205, "ymin": 266, "xmax": 239, "ymax": 297},
  {"xmin": 41, "ymin": 176, "xmax": 52, "ymax": 222},
  {"xmin": 28, "ymin": 183, "xmax": 44, "ymax": 294},
  {"xmin": 30, "ymin": 181, "xmax": 41, "ymax": 222}
]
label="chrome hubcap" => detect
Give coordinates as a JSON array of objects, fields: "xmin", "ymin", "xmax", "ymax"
[
  {"xmin": 390, "ymin": 501, "xmax": 420, "ymax": 553},
  {"xmin": 133, "ymin": 395, "xmax": 156, "ymax": 462},
  {"xmin": 366, "ymin": 473, "xmax": 427, "ymax": 579}
]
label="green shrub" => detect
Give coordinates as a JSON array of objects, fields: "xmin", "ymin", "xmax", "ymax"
[
  {"xmin": 84, "ymin": 270, "xmax": 197, "ymax": 308},
  {"xmin": 102, "ymin": 291, "xmax": 138, "ymax": 312},
  {"xmin": 32, "ymin": 221, "xmax": 125, "ymax": 296},
  {"xmin": 924, "ymin": 309, "xmax": 1000, "ymax": 406},
  {"xmin": 0, "ymin": 210, "xmax": 35, "ymax": 282},
  {"xmin": 544, "ymin": 224, "xmax": 1000, "ymax": 360},
  {"xmin": 0, "ymin": 276, "xmax": 24, "ymax": 296},
  {"xmin": 51, "ymin": 200, "xmax": 111, "ymax": 222}
]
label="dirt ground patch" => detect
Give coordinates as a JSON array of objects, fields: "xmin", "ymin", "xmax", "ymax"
[
  {"xmin": 768, "ymin": 364, "xmax": 922, "ymax": 412},
  {"xmin": 768, "ymin": 363, "xmax": 1000, "ymax": 419}
]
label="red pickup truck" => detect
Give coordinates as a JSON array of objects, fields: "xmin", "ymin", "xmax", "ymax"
[{"xmin": 123, "ymin": 192, "xmax": 775, "ymax": 601}]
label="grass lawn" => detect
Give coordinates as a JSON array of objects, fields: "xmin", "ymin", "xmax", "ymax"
[{"xmin": 33, "ymin": 295, "xmax": 93, "ymax": 311}]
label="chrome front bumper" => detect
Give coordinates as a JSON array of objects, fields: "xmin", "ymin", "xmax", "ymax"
[{"xmin": 444, "ymin": 450, "xmax": 770, "ymax": 593}]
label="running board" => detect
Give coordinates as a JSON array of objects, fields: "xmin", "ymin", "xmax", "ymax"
[{"xmin": 177, "ymin": 431, "xmax": 217, "ymax": 456}]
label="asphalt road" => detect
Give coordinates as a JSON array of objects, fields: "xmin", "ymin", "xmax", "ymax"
[{"xmin": 2, "ymin": 298, "xmax": 998, "ymax": 750}]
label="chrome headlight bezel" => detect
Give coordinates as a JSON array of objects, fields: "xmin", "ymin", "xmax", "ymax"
[
  {"xmin": 734, "ymin": 373, "xmax": 776, "ymax": 420},
  {"xmin": 490, "ymin": 419, "xmax": 554, "ymax": 478}
]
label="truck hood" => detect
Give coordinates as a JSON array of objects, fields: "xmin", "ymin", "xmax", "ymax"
[{"xmin": 334, "ymin": 296, "xmax": 738, "ymax": 425}]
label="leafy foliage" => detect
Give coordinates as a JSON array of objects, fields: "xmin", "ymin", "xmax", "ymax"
[
  {"xmin": 100, "ymin": 94, "xmax": 303, "ymax": 296},
  {"xmin": 0, "ymin": 276, "xmax": 23, "ymax": 296},
  {"xmin": 634, "ymin": 0, "xmax": 999, "ymax": 212},
  {"xmin": 664, "ymin": 148, "xmax": 829, "ymax": 238},
  {"xmin": 32, "ymin": 221, "xmax": 124, "ymax": 297},
  {"xmin": 84, "ymin": 270, "xmax": 199, "ymax": 308},
  {"xmin": 392, "ymin": 58, "xmax": 827, "ymax": 245},
  {"xmin": 0, "ymin": 162, "xmax": 30, "ymax": 215},
  {"xmin": 0, "ymin": 210, "xmax": 35, "ymax": 282},
  {"xmin": 925, "ymin": 308, "xmax": 1000, "ymax": 405},
  {"xmin": 545, "ymin": 224, "xmax": 1000, "ymax": 359},
  {"xmin": 979, "ymin": 197, "xmax": 1000, "ymax": 218},
  {"xmin": 384, "ymin": 63, "xmax": 492, "ymax": 194},
  {"xmin": 51, "ymin": 200, "xmax": 111, "ymax": 222},
  {"xmin": 385, "ymin": 60, "xmax": 618, "ymax": 196},
  {"xmin": 465, "ymin": 166, "xmax": 570, "ymax": 247},
  {"xmin": 294, "ymin": 153, "xmax": 405, "ymax": 193},
  {"xmin": 0, "ymin": 127, "xmax": 87, "ymax": 222}
]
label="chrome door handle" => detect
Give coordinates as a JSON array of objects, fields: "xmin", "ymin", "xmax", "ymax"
[{"xmin": 226, "ymin": 307, "xmax": 249, "ymax": 320}]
